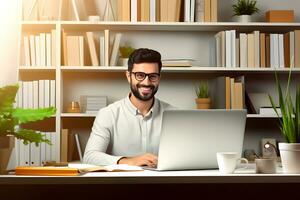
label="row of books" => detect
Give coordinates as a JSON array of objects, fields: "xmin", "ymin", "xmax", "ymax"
[
  {"xmin": 22, "ymin": 31, "xmax": 56, "ymax": 66},
  {"xmin": 63, "ymin": 30, "xmax": 122, "ymax": 66},
  {"xmin": 80, "ymin": 95, "xmax": 108, "ymax": 113},
  {"xmin": 16, "ymin": 132, "xmax": 57, "ymax": 166},
  {"xmin": 16, "ymin": 80, "xmax": 56, "ymax": 109},
  {"xmin": 214, "ymin": 76, "xmax": 245, "ymax": 110},
  {"xmin": 215, "ymin": 30, "xmax": 300, "ymax": 68},
  {"xmin": 184, "ymin": 0, "xmax": 217, "ymax": 22},
  {"xmin": 22, "ymin": 0, "xmax": 218, "ymax": 22}
]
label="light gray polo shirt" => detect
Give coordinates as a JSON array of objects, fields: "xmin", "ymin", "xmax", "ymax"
[{"xmin": 83, "ymin": 95, "xmax": 174, "ymax": 166}]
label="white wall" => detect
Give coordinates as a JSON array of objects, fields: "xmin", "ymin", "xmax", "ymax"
[{"xmin": 0, "ymin": 0, "xmax": 21, "ymax": 86}]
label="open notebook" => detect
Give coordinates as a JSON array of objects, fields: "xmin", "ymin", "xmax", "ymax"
[{"xmin": 15, "ymin": 164, "xmax": 143, "ymax": 176}]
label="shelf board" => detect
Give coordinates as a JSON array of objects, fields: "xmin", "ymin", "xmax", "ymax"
[
  {"xmin": 60, "ymin": 66, "xmax": 300, "ymax": 73},
  {"xmin": 247, "ymin": 114, "xmax": 278, "ymax": 118},
  {"xmin": 19, "ymin": 66, "xmax": 56, "ymax": 72},
  {"xmin": 59, "ymin": 21, "xmax": 300, "ymax": 32},
  {"xmin": 61, "ymin": 113, "xmax": 97, "ymax": 117}
]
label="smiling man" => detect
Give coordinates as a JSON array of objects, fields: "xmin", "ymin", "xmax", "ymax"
[{"xmin": 83, "ymin": 48, "xmax": 174, "ymax": 167}]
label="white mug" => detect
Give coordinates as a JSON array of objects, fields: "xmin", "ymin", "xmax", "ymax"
[{"xmin": 217, "ymin": 152, "xmax": 248, "ymax": 174}]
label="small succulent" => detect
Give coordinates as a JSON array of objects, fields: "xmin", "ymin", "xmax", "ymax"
[
  {"xmin": 119, "ymin": 46, "xmax": 135, "ymax": 58},
  {"xmin": 195, "ymin": 81, "xmax": 209, "ymax": 99},
  {"xmin": 232, "ymin": 0, "xmax": 259, "ymax": 16}
]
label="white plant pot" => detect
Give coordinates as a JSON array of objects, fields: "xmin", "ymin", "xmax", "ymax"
[
  {"xmin": 118, "ymin": 58, "xmax": 129, "ymax": 66},
  {"xmin": 235, "ymin": 15, "xmax": 252, "ymax": 23},
  {"xmin": 279, "ymin": 143, "xmax": 300, "ymax": 174}
]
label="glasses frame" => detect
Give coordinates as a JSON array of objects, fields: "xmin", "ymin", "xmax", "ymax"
[{"xmin": 130, "ymin": 71, "xmax": 161, "ymax": 82}]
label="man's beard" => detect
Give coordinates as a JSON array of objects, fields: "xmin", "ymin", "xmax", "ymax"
[{"xmin": 130, "ymin": 80, "xmax": 158, "ymax": 101}]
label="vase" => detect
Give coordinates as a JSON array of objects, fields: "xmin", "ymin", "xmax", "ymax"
[
  {"xmin": 235, "ymin": 15, "xmax": 252, "ymax": 23},
  {"xmin": 195, "ymin": 98, "xmax": 211, "ymax": 109},
  {"xmin": 118, "ymin": 58, "xmax": 129, "ymax": 66},
  {"xmin": 279, "ymin": 143, "xmax": 300, "ymax": 174},
  {"xmin": 0, "ymin": 135, "xmax": 14, "ymax": 174}
]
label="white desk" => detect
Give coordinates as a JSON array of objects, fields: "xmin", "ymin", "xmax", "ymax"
[
  {"xmin": 1, "ymin": 167, "xmax": 300, "ymax": 200},
  {"xmin": 1, "ymin": 167, "xmax": 300, "ymax": 185}
]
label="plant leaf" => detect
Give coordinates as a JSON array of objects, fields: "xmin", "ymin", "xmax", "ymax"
[
  {"xmin": 0, "ymin": 84, "xmax": 18, "ymax": 113},
  {"xmin": 12, "ymin": 107, "xmax": 56, "ymax": 124},
  {"xmin": 14, "ymin": 129, "xmax": 52, "ymax": 146}
]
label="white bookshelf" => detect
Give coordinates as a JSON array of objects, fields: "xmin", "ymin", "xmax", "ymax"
[{"xmin": 18, "ymin": 8, "xmax": 300, "ymax": 162}]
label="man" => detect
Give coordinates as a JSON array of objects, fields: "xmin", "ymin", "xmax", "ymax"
[{"xmin": 83, "ymin": 48, "xmax": 173, "ymax": 167}]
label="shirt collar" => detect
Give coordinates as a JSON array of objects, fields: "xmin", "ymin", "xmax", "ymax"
[{"xmin": 125, "ymin": 93, "xmax": 158, "ymax": 117}]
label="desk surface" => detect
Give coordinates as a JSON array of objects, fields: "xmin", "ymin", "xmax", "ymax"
[{"xmin": 1, "ymin": 167, "xmax": 300, "ymax": 185}]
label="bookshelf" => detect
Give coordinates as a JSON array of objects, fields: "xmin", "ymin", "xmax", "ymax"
[{"xmin": 18, "ymin": 1, "xmax": 300, "ymax": 164}]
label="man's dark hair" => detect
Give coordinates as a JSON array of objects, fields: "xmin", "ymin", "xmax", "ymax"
[{"xmin": 127, "ymin": 48, "xmax": 162, "ymax": 72}]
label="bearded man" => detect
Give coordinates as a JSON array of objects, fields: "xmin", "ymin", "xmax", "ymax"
[{"xmin": 83, "ymin": 48, "xmax": 173, "ymax": 167}]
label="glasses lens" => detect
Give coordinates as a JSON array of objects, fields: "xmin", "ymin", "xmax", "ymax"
[
  {"xmin": 135, "ymin": 72, "xmax": 146, "ymax": 81},
  {"xmin": 149, "ymin": 74, "xmax": 159, "ymax": 81}
]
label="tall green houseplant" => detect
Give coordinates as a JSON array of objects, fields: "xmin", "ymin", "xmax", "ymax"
[
  {"xmin": 269, "ymin": 71, "xmax": 300, "ymax": 143},
  {"xmin": 0, "ymin": 84, "xmax": 56, "ymax": 145}
]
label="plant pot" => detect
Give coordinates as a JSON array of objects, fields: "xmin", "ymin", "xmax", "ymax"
[
  {"xmin": 195, "ymin": 98, "xmax": 211, "ymax": 109},
  {"xmin": 279, "ymin": 143, "xmax": 300, "ymax": 174},
  {"xmin": 234, "ymin": 15, "xmax": 252, "ymax": 23},
  {"xmin": 118, "ymin": 58, "xmax": 129, "ymax": 66},
  {"xmin": 0, "ymin": 135, "xmax": 15, "ymax": 174}
]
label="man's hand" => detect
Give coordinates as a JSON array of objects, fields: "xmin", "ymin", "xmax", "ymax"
[{"xmin": 118, "ymin": 153, "xmax": 158, "ymax": 167}]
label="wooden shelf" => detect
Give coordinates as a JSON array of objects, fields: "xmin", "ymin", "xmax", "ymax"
[
  {"xmin": 61, "ymin": 113, "xmax": 97, "ymax": 117},
  {"xmin": 59, "ymin": 21, "xmax": 300, "ymax": 32},
  {"xmin": 60, "ymin": 66, "xmax": 300, "ymax": 73},
  {"xmin": 19, "ymin": 66, "xmax": 56, "ymax": 72},
  {"xmin": 247, "ymin": 114, "xmax": 278, "ymax": 118},
  {"xmin": 21, "ymin": 21, "xmax": 300, "ymax": 31}
]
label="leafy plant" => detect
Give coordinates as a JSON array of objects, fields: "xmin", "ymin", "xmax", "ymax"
[
  {"xmin": 195, "ymin": 81, "xmax": 209, "ymax": 98},
  {"xmin": 269, "ymin": 70, "xmax": 300, "ymax": 143},
  {"xmin": 119, "ymin": 46, "xmax": 135, "ymax": 58},
  {"xmin": 0, "ymin": 84, "xmax": 56, "ymax": 146},
  {"xmin": 232, "ymin": 0, "xmax": 259, "ymax": 16}
]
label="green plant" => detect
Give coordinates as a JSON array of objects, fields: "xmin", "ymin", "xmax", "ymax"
[
  {"xmin": 195, "ymin": 81, "xmax": 209, "ymax": 98},
  {"xmin": 232, "ymin": 0, "xmax": 259, "ymax": 16},
  {"xmin": 269, "ymin": 70, "xmax": 300, "ymax": 143},
  {"xmin": 0, "ymin": 84, "xmax": 56, "ymax": 146},
  {"xmin": 119, "ymin": 46, "xmax": 135, "ymax": 58}
]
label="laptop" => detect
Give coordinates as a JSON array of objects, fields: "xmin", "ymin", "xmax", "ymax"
[{"xmin": 146, "ymin": 109, "xmax": 247, "ymax": 171}]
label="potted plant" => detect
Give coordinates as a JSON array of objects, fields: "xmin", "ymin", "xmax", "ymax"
[
  {"xmin": 269, "ymin": 70, "xmax": 300, "ymax": 173},
  {"xmin": 0, "ymin": 84, "xmax": 56, "ymax": 174},
  {"xmin": 232, "ymin": 0, "xmax": 259, "ymax": 22},
  {"xmin": 119, "ymin": 46, "xmax": 135, "ymax": 66},
  {"xmin": 195, "ymin": 81, "xmax": 211, "ymax": 109}
]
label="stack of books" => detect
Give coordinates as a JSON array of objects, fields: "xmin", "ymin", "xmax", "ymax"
[{"xmin": 80, "ymin": 95, "xmax": 107, "ymax": 114}]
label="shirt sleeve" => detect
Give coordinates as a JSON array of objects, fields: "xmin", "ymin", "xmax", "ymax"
[{"xmin": 83, "ymin": 108, "xmax": 123, "ymax": 165}]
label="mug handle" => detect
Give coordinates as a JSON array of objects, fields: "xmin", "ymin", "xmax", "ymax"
[{"xmin": 236, "ymin": 158, "xmax": 249, "ymax": 170}]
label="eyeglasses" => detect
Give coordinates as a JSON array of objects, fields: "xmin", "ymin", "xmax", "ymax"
[{"xmin": 131, "ymin": 72, "xmax": 160, "ymax": 82}]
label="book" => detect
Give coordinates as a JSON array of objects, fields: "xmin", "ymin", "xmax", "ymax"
[
  {"xmin": 210, "ymin": 0, "xmax": 218, "ymax": 22},
  {"xmin": 195, "ymin": 0, "xmax": 204, "ymax": 22},
  {"xmin": 259, "ymin": 107, "xmax": 281, "ymax": 115},
  {"xmin": 15, "ymin": 164, "xmax": 143, "ymax": 176},
  {"xmin": 109, "ymin": 33, "xmax": 122, "ymax": 66},
  {"xmin": 162, "ymin": 59, "xmax": 194, "ymax": 67},
  {"xmin": 86, "ymin": 32, "xmax": 99, "ymax": 66},
  {"xmin": 23, "ymin": 36, "xmax": 31, "ymax": 66},
  {"xmin": 239, "ymin": 33, "xmax": 247, "ymax": 68},
  {"xmin": 61, "ymin": 129, "xmax": 69, "ymax": 162},
  {"xmin": 260, "ymin": 33, "xmax": 266, "ymax": 68},
  {"xmin": 295, "ymin": 30, "xmax": 300, "ymax": 68},
  {"xmin": 74, "ymin": 133, "xmax": 83, "ymax": 162},
  {"xmin": 204, "ymin": 0, "xmax": 210, "ymax": 22},
  {"xmin": 247, "ymin": 33, "xmax": 254, "ymax": 68}
]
